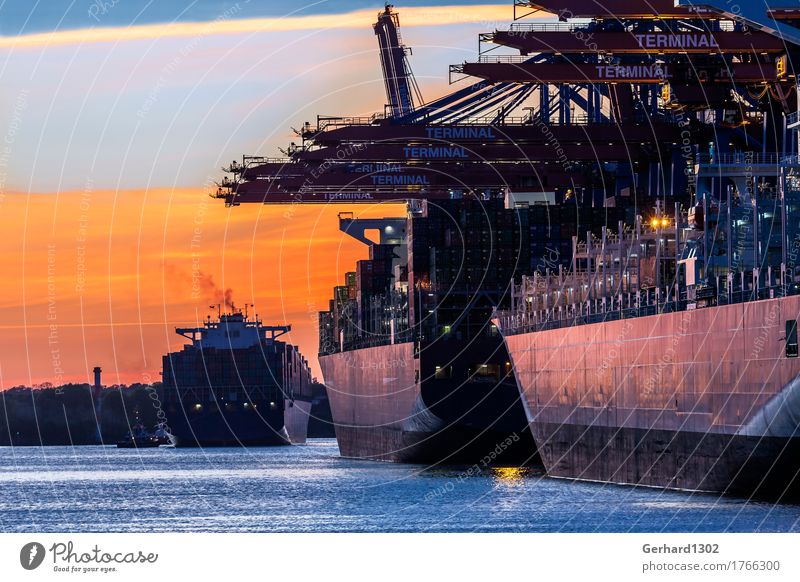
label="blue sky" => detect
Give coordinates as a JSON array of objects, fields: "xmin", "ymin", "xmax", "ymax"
[
  {"xmin": 0, "ymin": 1, "xmax": 506, "ymax": 34},
  {"xmin": 0, "ymin": 1, "xmax": 517, "ymax": 192}
]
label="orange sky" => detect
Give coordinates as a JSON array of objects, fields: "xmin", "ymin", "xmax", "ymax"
[
  {"xmin": 0, "ymin": 188, "xmax": 404, "ymax": 387},
  {"xmin": 0, "ymin": 3, "xmax": 529, "ymax": 388}
]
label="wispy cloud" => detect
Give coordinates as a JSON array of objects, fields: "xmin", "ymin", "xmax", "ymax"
[{"xmin": 0, "ymin": 4, "xmax": 513, "ymax": 49}]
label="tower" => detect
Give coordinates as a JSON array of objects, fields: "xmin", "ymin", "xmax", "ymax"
[{"xmin": 92, "ymin": 366, "xmax": 103, "ymax": 444}]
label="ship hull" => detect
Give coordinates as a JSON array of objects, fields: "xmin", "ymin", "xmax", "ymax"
[
  {"xmin": 503, "ymin": 295, "xmax": 800, "ymax": 496},
  {"xmin": 320, "ymin": 339, "xmax": 538, "ymax": 465},
  {"xmin": 284, "ymin": 399, "xmax": 312, "ymax": 444},
  {"xmin": 165, "ymin": 397, "xmax": 294, "ymax": 447},
  {"xmin": 320, "ymin": 342, "xmax": 430, "ymax": 462},
  {"xmin": 532, "ymin": 423, "xmax": 800, "ymax": 496}
]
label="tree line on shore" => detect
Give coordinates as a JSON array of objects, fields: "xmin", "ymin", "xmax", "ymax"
[
  {"xmin": 0, "ymin": 383, "xmax": 163, "ymax": 446},
  {"xmin": 0, "ymin": 382, "xmax": 336, "ymax": 445}
]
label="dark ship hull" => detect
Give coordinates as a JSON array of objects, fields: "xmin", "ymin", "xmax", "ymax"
[
  {"xmin": 320, "ymin": 337, "xmax": 538, "ymax": 465},
  {"xmin": 501, "ymin": 295, "xmax": 800, "ymax": 496},
  {"xmin": 164, "ymin": 393, "xmax": 311, "ymax": 447},
  {"xmin": 116, "ymin": 438, "xmax": 160, "ymax": 449}
]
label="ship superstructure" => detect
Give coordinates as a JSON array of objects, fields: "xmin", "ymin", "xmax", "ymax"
[{"xmin": 162, "ymin": 311, "xmax": 313, "ymax": 447}]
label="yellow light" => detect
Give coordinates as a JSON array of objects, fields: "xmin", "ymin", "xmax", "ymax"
[
  {"xmin": 777, "ymin": 54, "xmax": 788, "ymax": 79},
  {"xmin": 493, "ymin": 467, "xmax": 526, "ymax": 482},
  {"xmin": 650, "ymin": 217, "xmax": 659, "ymax": 228},
  {"xmin": 661, "ymin": 218, "xmax": 669, "ymax": 227}
]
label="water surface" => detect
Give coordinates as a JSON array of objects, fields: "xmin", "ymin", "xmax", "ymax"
[{"xmin": 1, "ymin": 441, "xmax": 798, "ymax": 532}]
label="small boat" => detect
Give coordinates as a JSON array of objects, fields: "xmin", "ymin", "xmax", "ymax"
[
  {"xmin": 116, "ymin": 423, "xmax": 160, "ymax": 448},
  {"xmin": 152, "ymin": 423, "xmax": 174, "ymax": 446}
]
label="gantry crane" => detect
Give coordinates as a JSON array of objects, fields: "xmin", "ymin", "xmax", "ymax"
[{"xmin": 212, "ymin": 1, "xmax": 800, "ymax": 209}]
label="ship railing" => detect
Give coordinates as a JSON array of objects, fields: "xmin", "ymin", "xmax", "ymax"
[
  {"xmin": 499, "ymin": 299, "xmax": 681, "ymax": 335},
  {"xmin": 695, "ymin": 152, "xmax": 784, "ymax": 166},
  {"xmin": 239, "ymin": 156, "xmax": 294, "ymax": 169},
  {"xmin": 502, "ymin": 278, "xmax": 800, "ymax": 335},
  {"xmin": 450, "ymin": 113, "xmax": 624, "ymax": 126},
  {"xmin": 717, "ymin": 284, "xmax": 800, "ymax": 305},
  {"xmin": 312, "ymin": 112, "xmax": 655, "ymax": 129},
  {"xmin": 495, "ymin": 113, "xmax": 655, "ymax": 127},
  {"xmin": 327, "ymin": 329, "xmax": 415, "ymax": 353},
  {"xmin": 504, "ymin": 20, "xmax": 739, "ymax": 33},
  {"xmin": 315, "ymin": 114, "xmax": 386, "ymax": 131},
  {"xmin": 474, "ymin": 53, "xmax": 668, "ymax": 67},
  {"xmin": 445, "ymin": 115, "xmax": 532, "ymax": 126},
  {"xmin": 506, "ymin": 22, "xmax": 590, "ymax": 33},
  {"xmin": 476, "ymin": 54, "xmax": 537, "ymax": 64}
]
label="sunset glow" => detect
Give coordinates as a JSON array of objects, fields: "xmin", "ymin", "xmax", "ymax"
[
  {"xmin": 0, "ymin": 2, "xmax": 505, "ymax": 386},
  {"xmin": 0, "ymin": 5, "xmax": 512, "ymax": 48},
  {"xmin": 0, "ymin": 187, "xmax": 403, "ymax": 386}
]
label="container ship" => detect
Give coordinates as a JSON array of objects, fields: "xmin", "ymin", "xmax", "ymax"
[
  {"xmin": 162, "ymin": 310, "xmax": 313, "ymax": 447},
  {"xmin": 318, "ymin": 199, "xmax": 535, "ymax": 464},
  {"xmin": 498, "ymin": 189, "xmax": 800, "ymax": 496},
  {"xmin": 210, "ymin": 0, "xmax": 800, "ymax": 490},
  {"xmin": 317, "ymin": 200, "xmax": 630, "ymax": 464}
]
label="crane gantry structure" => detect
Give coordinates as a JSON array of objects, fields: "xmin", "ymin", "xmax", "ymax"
[{"xmin": 212, "ymin": 1, "xmax": 800, "ymax": 210}]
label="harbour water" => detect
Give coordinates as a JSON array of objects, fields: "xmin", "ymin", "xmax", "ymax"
[{"xmin": 1, "ymin": 440, "xmax": 798, "ymax": 533}]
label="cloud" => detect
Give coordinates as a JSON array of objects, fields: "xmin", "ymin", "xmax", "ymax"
[
  {"xmin": 0, "ymin": 5, "xmax": 513, "ymax": 49},
  {"xmin": 165, "ymin": 264, "xmax": 235, "ymax": 308}
]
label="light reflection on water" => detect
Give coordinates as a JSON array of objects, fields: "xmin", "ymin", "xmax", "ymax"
[
  {"xmin": 491, "ymin": 466, "xmax": 528, "ymax": 483},
  {"xmin": 0, "ymin": 440, "xmax": 798, "ymax": 533}
]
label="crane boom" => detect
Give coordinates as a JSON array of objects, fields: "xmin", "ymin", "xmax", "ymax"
[{"xmin": 374, "ymin": 4, "xmax": 417, "ymax": 118}]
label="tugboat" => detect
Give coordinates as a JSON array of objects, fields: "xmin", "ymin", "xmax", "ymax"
[
  {"xmin": 116, "ymin": 422, "xmax": 160, "ymax": 448},
  {"xmin": 152, "ymin": 423, "xmax": 173, "ymax": 446},
  {"xmin": 161, "ymin": 307, "xmax": 313, "ymax": 447}
]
